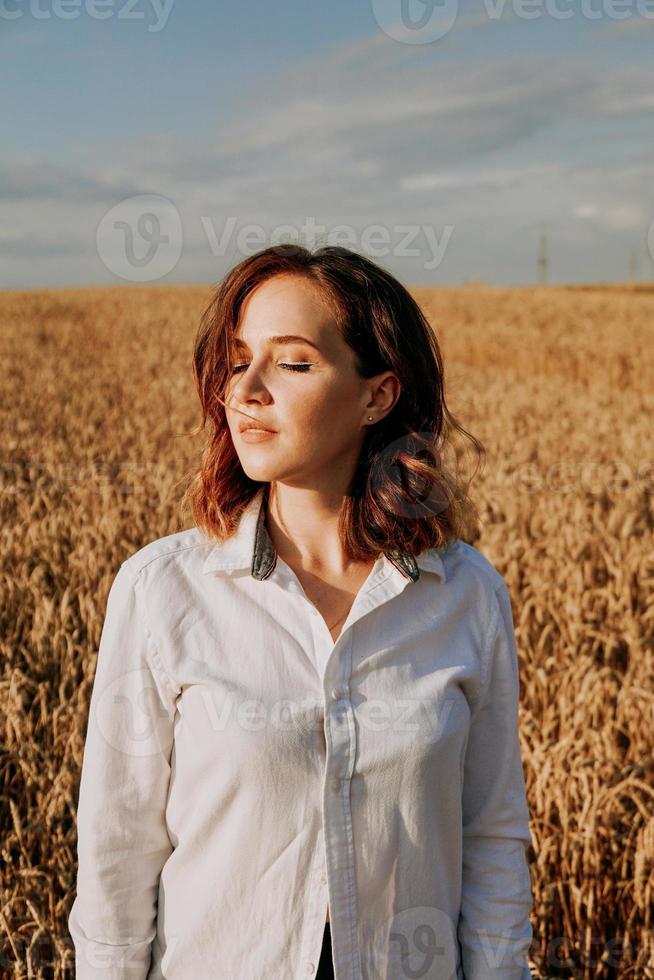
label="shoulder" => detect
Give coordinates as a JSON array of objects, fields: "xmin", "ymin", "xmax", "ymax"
[
  {"xmin": 443, "ymin": 539, "xmax": 507, "ymax": 595},
  {"xmin": 440, "ymin": 539, "xmax": 511, "ymax": 642},
  {"xmin": 119, "ymin": 526, "xmax": 212, "ymax": 583}
]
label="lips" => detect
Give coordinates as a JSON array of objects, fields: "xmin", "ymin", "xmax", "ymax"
[{"xmin": 238, "ymin": 420, "xmax": 276, "ymax": 434}]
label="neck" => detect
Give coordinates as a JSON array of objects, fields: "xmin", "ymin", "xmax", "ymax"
[{"xmin": 264, "ymin": 481, "xmax": 364, "ymax": 575}]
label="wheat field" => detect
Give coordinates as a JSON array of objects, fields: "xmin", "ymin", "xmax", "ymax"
[{"xmin": 1, "ymin": 282, "xmax": 653, "ymax": 979}]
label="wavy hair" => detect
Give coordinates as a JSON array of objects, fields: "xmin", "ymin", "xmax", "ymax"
[{"xmin": 180, "ymin": 243, "xmax": 485, "ymax": 559}]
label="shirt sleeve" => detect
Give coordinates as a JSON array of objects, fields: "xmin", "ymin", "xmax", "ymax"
[
  {"xmin": 67, "ymin": 560, "xmax": 178, "ymax": 979},
  {"xmin": 457, "ymin": 581, "xmax": 535, "ymax": 980}
]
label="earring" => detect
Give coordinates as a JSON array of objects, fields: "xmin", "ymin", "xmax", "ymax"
[{"xmin": 367, "ymin": 416, "xmax": 373, "ymax": 421}]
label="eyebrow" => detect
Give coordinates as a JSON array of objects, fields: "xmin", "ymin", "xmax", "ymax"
[{"xmin": 232, "ymin": 334, "xmax": 322, "ymax": 353}]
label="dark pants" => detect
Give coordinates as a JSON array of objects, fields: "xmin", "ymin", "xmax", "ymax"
[{"xmin": 316, "ymin": 921, "xmax": 334, "ymax": 979}]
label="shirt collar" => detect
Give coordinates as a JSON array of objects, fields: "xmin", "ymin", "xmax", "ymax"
[{"xmin": 201, "ymin": 486, "xmax": 447, "ymax": 583}]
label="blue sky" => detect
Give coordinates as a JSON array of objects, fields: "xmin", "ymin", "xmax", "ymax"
[{"xmin": 2, "ymin": 0, "xmax": 654, "ymax": 288}]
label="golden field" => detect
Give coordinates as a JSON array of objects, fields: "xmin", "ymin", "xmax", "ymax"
[{"xmin": 1, "ymin": 282, "xmax": 653, "ymax": 979}]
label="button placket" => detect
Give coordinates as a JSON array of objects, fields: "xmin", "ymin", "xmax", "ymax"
[
  {"xmin": 296, "ymin": 830, "xmax": 332, "ymax": 980},
  {"xmin": 325, "ymin": 674, "xmax": 352, "ymax": 794},
  {"xmin": 321, "ymin": 631, "xmax": 361, "ymax": 977},
  {"xmin": 329, "ymin": 693, "xmax": 351, "ymax": 798}
]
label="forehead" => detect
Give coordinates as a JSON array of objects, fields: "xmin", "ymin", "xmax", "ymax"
[{"xmin": 234, "ymin": 275, "xmax": 338, "ymax": 345}]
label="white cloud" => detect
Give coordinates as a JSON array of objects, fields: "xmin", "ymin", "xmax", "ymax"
[
  {"xmin": 400, "ymin": 164, "xmax": 562, "ymax": 192},
  {"xmin": 602, "ymin": 203, "xmax": 645, "ymax": 229},
  {"xmin": 574, "ymin": 202, "xmax": 646, "ymax": 229},
  {"xmin": 574, "ymin": 204, "xmax": 599, "ymax": 219}
]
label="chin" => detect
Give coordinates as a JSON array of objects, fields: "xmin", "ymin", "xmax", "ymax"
[
  {"xmin": 236, "ymin": 458, "xmax": 285, "ymax": 482},
  {"xmin": 238, "ymin": 454, "xmax": 313, "ymax": 485}
]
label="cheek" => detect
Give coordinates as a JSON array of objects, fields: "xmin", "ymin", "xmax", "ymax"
[{"xmin": 290, "ymin": 379, "xmax": 361, "ymax": 443}]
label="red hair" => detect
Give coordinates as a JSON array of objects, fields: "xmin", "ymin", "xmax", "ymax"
[{"xmin": 180, "ymin": 244, "xmax": 484, "ymax": 560}]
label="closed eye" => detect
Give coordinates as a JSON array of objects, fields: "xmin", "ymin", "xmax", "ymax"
[{"xmin": 231, "ymin": 363, "xmax": 313, "ymax": 373}]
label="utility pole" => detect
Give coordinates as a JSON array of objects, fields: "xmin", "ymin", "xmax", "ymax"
[
  {"xmin": 645, "ymin": 233, "xmax": 654, "ymax": 282},
  {"xmin": 538, "ymin": 223, "xmax": 548, "ymax": 284}
]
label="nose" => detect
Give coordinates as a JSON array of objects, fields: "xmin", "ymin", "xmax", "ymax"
[{"xmin": 225, "ymin": 364, "xmax": 273, "ymax": 412}]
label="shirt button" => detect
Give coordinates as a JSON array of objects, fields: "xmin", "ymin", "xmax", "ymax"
[
  {"xmin": 305, "ymin": 962, "xmax": 316, "ymax": 975},
  {"xmin": 320, "ymin": 872, "xmax": 327, "ymax": 885}
]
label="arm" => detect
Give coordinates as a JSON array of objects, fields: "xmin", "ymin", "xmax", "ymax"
[
  {"xmin": 457, "ymin": 581, "xmax": 535, "ymax": 980},
  {"xmin": 68, "ymin": 560, "xmax": 178, "ymax": 979}
]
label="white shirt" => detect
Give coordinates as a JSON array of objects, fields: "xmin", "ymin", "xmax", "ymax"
[{"xmin": 68, "ymin": 486, "xmax": 534, "ymax": 980}]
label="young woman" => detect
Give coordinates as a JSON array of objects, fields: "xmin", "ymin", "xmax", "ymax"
[{"xmin": 68, "ymin": 244, "xmax": 535, "ymax": 980}]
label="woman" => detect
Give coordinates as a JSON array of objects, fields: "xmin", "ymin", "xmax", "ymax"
[{"xmin": 68, "ymin": 244, "xmax": 535, "ymax": 980}]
